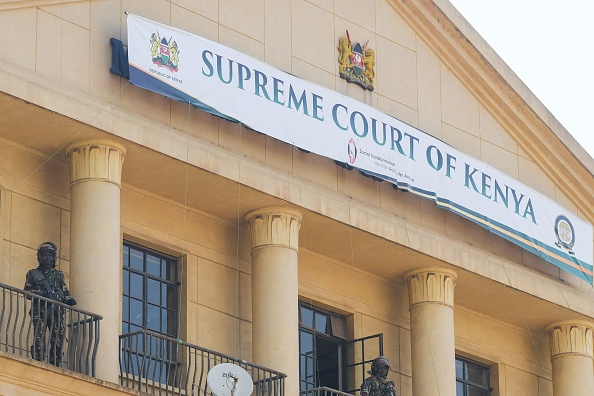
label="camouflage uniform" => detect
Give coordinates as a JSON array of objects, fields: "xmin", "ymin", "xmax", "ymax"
[
  {"xmin": 360, "ymin": 356, "xmax": 396, "ymax": 396},
  {"xmin": 360, "ymin": 375, "xmax": 396, "ymax": 396},
  {"xmin": 24, "ymin": 242, "xmax": 76, "ymax": 366}
]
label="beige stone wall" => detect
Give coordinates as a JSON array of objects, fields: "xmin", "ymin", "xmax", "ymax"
[
  {"xmin": 0, "ymin": 1, "xmax": 590, "ymax": 395},
  {"xmin": 0, "ymin": 0, "xmax": 583, "ymax": 285},
  {"xmin": 0, "ymin": 0, "xmax": 568, "ymax": 211},
  {"xmin": 297, "ymin": 248, "xmax": 558, "ymax": 396},
  {"xmin": 0, "ymin": 128, "xmax": 575, "ymax": 396},
  {"xmin": 0, "ymin": 140, "xmax": 71, "ymax": 288},
  {"xmin": 298, "ymin": 248, "xmax": 410, "ymax": 393},
  {"xmin": 456, "ymin": 307, "xmax": 553, "ymax": 396},
  {"xmin": 121, "ymin": 185, "xmax": 253, "ymax": 359}
]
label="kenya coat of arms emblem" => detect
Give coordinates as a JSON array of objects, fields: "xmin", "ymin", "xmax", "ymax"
[
  {"xmin": 150, "ymin": 31, "xmax": 180, "ymax": 72},
  {"xmin": 337, "ymin": 31, "xmax": 375, "ymax": 91}
]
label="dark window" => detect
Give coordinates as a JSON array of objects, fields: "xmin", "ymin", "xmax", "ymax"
[
  {"xmin": 456, "ymin": 356, "xmax": 491, "ymax": 396},
  {"xmin": 299, "ymin": 302, "xmax": 383, "ymax": 394},
  {"xmin": 299, "ymin": 302, "xmax": 346, "ymax": 392},
  {"xmin": 122, "ymin": 242, "xmax": 178, "ymax": 337},
  {"xmin": 122, "ymin": 242, "xmax": 179, "ymax": 383}
]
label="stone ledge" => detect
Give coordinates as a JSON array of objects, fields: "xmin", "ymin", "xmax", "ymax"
[{"xmin": 0, "ymin": 351, "xmax": 144, "ymax": 396}]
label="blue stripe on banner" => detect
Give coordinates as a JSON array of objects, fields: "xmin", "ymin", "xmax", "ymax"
[
  {"xmin": 129, "ymin": 66, "xmax": 239, "ymax": 123},
  {"xmin": 436, "ymin": 198, "xmax": 593, "ymax": 283},
  {"xmin": 359, "ymin": 167, "xmax": 593, "ymax": 283}
]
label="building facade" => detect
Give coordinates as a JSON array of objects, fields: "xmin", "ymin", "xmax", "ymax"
[{"xmin": 1, "ymin": 1, "xmax": 593, "ymax": 395}]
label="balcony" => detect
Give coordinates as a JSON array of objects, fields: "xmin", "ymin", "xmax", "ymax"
[
  {"xmin": 300, "ymin": 387, "xmax": 354, "ymax": 396},
  {"xmin": 0, "ymin": 282, "xmax": 102, "ymax": 376},
  {"xmin": 1, "ymin": 282, "xmax": 284, "ymax": 395},
  {"xmin": 120, "ymin": 330, "xmax": 286, "ymax": 395}
]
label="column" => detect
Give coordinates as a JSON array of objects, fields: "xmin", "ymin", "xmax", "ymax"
[
  {"xmin": 66, "ymin": 139, "xmax": 126, "ymax": 382},
  {"xmin": 245, "ymin": 207, "xmax": 302, "ymax": 395},
  {"xmin": 546, "ymin": 320, "xmax": 594, "ymax": 396},
  {"xmin": 404, "ymin": 267, "xmax": 457, "ymax": 396}
]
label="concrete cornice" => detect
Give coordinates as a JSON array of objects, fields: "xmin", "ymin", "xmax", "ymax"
[
  {"xmin": 0, "ymin": 0, "xmax": 87, "ymax": 11},
  {"xmin": 433, "ymin": 0, "xmax": 594, "ymax": 167},
  {"xmin": 389, "ymin": 0, "xmax": 594, "ymax": 221}
]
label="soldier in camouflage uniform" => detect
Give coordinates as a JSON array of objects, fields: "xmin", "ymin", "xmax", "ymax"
[
  {"xmin": 360, "ymin": 356, "xmax": 396, "ymax": 396},
  {"xmin": 24, "ymin": 242, "xmax": 77, "ymax": 366}
]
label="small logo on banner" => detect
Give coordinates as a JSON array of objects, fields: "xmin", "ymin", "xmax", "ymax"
[
  {"xmin": 337, "ymin": 30, "xmax": 375, "ymax": 91},
  {"xmin": 150, "ymin": 32, "xmax": 180, "ymax": 72},
  {"xmin": 554, "ymin": 215, "xmax": 575, "ymax": 255},
  {"xmin": 348, "ymin": 138, "xmax": 357, "ymax": 164}
]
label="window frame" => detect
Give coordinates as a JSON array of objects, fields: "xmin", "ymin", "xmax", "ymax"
[
  {"xmin": 455, "ymin": 356, "xmax": 491, "ymax": 396},
  {"xmin": 122, "ymin": 241, "xmax": 179, "ymax": 338},
  {"xmin": 299, "ymin": 302, "xmax": 348, "ymax": 392}
]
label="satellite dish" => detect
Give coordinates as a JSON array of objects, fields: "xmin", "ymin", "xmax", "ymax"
[{"xmin": 207, "ymin": 362, "xmax": 253, "ymax": 396}]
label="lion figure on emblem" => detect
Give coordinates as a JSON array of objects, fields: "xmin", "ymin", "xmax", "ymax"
[{"xmin": 362, "ymin": 48, "xmax": 375, "ymax": 88}]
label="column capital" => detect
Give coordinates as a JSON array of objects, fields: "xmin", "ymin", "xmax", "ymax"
[
  {"xmin": 245, "ymin": 207, "xmax": 302, "ymax": 252},
  {"xmin": 404, "ymin": 267, "xmax": 457, "ymax": 308},
  {"xmin": 546, "ymin": 320, "xmax": 594, "ymax": 360},
  {"xmin": 65, "ymin": 139, "xmax": 126, "ymax": 187}
]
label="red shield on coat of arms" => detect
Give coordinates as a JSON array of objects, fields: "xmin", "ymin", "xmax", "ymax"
[
  {"xmin": 351, "ymin": 42, "xmax": 364, "ymax": 77},
  {"xmin": 160, "ymin": 38, "xmax": 170, "ymax": 64}
]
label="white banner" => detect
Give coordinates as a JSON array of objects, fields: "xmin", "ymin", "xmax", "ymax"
[{"xmin": 127, "ymin": 14, "xmax": 593, "ymax": 283}]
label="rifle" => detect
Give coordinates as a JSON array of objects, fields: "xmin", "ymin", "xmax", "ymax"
[{"xmin": 31, "ymin": 269, "xmax": 62, "ymax": 314}]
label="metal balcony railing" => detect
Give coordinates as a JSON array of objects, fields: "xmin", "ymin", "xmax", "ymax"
[
  {"xmin": 120, "ymin": 330, "xmax": 286, "ymax": 396},
  {"xmin": 0, "ymin": 282, "xmax": 102, "ymax": 376},
  {"xmin": 299, "ymin": 386, "xmax": 353, "ymax": 396},
  {"xmin": 300, "ymin": 387, "xmax": 354, "ymax": 396}
]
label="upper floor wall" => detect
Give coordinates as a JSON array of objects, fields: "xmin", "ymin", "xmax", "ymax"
[
  {"xmin": 0, "ymin": 1, "xmax": 593, "ymax": 296},
  {"xmin": 0, "ymin": 1, "xmax": 590, "ymax": 217}
]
